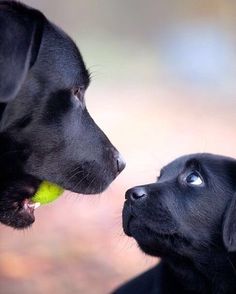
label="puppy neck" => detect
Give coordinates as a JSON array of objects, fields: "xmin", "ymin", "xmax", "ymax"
[{"xmin": 163, "ymin": 250, "xmax": 236, "ymax": 294}]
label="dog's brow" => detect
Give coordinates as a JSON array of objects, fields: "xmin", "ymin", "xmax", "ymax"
[
  {"xmin": 185, "ymin": 159, "xmax": 200, "ymax": 169},
  {"xmin": 74, "ymin": 71, "xmax": 91, "ymax": 89}
]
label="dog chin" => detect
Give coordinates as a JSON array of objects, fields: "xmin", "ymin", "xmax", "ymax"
[
  {"xmin": 125, "ymin": 221, "xmax": 165, "ymax": 257},
  {"xmin": 133, "ymin": 228, "xmax": 172, "ymax": 257},
  {"xmin": 137, "ymin": 241, "xmax": 165, "ymax": 257},
  {"xmin": 59, "ymin": 172, "xmax": 115, "ymax": 195},
  {"xmin": 68, "ymin": 181, "xmax": 112, "ymax": 195},
  {"xmin": 122, "ymin": 206, "xmax": 176, "ymax": 257}
]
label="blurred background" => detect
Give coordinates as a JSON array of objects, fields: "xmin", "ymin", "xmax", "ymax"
[{"xmin": 1, "ymin": 0, "xmax": 236, "ymax": 293}]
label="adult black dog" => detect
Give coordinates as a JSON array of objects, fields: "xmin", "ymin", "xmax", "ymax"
[
  {"xmin": 115, "ymin": 154, "xmax": 236, "ymax": 294},
  {"xmin": 0, "ymin": 1, "xmax": 125, "ymax": 229}
]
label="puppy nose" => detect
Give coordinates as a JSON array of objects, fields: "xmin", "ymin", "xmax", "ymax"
[
  {"xmin": 125, "ymin": 187, "xmax": 147, "ymax": 201},
  {"xmin": 115, "ymin": 153, "xmax": 126, "ymax": 174}
]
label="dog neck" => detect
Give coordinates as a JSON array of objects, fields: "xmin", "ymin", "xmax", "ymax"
[{"xmin": 162, "ymin": 250, "xmax": 236, "ymax": 294}]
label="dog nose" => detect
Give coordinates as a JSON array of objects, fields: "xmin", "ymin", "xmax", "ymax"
[
  {"xmin": 115, "ymin": 153, "xmax": 126, "ymax": 174},
  {"xmin": 125, "ymin": 187, "xmax": 147, "ymax": 201}
]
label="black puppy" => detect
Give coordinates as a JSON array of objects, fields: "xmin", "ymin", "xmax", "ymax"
[
  {"xmin": 0, "ymin": 1, "xmax": 125, "ymax": 229},
  {"xmin": 115, "ymin": 154, "xmax": 236, "ymax": 294}
]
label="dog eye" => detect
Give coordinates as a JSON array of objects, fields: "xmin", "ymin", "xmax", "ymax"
[
  {"xmin": 73, "ymin": 87, "xmax": 84, "ymax": 103},
  {"xmin": 185, "ymin": 171, "xmax": 203, "ymax": 186}
]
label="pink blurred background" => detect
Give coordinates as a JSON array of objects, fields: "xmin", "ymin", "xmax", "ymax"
[{"xmin": 1, "ymin": 0, "xmax": 236, "ymax": 293}]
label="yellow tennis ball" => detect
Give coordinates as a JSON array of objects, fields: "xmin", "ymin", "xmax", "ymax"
[{"xmin": 31, "ymin": 181, "xmax": 64, "ymax": 205}]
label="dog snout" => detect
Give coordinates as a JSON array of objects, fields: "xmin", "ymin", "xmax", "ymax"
[{"xmin": 125, "ymin": 187, "xmax": 147, "ymax": 201}]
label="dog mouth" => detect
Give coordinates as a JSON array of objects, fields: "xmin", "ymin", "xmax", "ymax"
[
  {"xmin": 1, "ymin": 160, "xmax": 120, "ymax": 230},
  {"xmin": 122, "ymin": 201, "xmax": 135, "ymax": 237},
  {"xmin": 19, "ymin": 198, "xmax": 41, "ymax": 217},
  {"xmin": 0, "ymin": 177, "xmax": 42, "ymax": 230},
  {"xmin": 122, "ymin": 201, "xmax": 178, "ymax": 240},
  {"xmin": 12, "ymin": 198, "xmax": 41, "ymax": 228},
  {"xmin": 1, "ymin": 201, "xmax": 39, "ymax": 230},
  {"xmin": 123, "ymin": 215, "xmax": 133, "ymax": 237}
]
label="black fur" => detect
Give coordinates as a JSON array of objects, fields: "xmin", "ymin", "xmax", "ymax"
[
  {"xmin": 0, "ymin": 1, "xmax": 125, "ymax": 229},
  {"xmin": 115, "ymin": 154, "xmax": 236, "ymax": 294}
]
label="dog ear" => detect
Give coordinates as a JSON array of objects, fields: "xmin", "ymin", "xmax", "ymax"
[
  {"xmin": 0, "ymin": 2, "xmax": 44, "ymax": 102},
  {"xmin": 223, "ymin": 193, "xmax": 236, "ymax": 252},
  {"xmin": 222, "ymin": 160, "xmax": 236, "ymax": 252}
]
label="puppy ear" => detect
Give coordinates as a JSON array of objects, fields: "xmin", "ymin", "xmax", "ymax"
[
  {"xmin": 223, "ymin": 193, "xmax": 236, "ymax": 252},
  {"xmin": 0, "ymin": 2, "xmax": 44, "ymax": 102}
]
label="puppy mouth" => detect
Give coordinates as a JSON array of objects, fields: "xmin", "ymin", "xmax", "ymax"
[
  {"xmin": 123, "ymin": 215, "xmax": 133, "ymax": 237},
  {"xmin": 122, "ymin": 201, "xmax": 178, "ymax": 239}
]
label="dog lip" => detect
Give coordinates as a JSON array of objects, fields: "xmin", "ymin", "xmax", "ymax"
[
  {"xmin": 123, "ymin": 215, "xmax": 133, "ymax": 237},
  {"xmin": 17, "ymin": 186, "xmax": 41, "ymax": 225},
  {"xmin": 21, "ymin": 199, "xmax": 40, "ymax": 214},
  {"xmin": 122, "ymin": 201, "xmax": 134, "ymax": 237},
  {"xmin": 28, "ymin": 202, "xmax": 40, "ymax": 209}
]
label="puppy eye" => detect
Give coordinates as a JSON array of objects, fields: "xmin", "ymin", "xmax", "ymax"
[
  {"xmin": 73, "ymin": 87, "xmax": 84, "ymax": 103},
  {"xmin": 185, "ymin": 171, "xmax": 203, "ymax": 186}
]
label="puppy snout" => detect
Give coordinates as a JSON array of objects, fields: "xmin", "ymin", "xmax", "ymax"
[
  {"xmin": 125, "ymin": 187, "xmax": 147, "ymax": 201},
  {"xmin": 114, "ymin": 152, "xmax": 126, "ymax": 174}
]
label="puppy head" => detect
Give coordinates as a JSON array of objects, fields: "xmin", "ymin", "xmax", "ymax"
[
  {"xmin": 0, "ymin": 1, "xmax": 125, "ymax": 229},
  {"xmin": 123, "ymin": 153, "xmax": 236, "ymax": 257}
]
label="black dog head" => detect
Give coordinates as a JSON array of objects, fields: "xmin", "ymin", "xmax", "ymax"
[
  {"xmin": 0, "ymin": 1, "xmax": 125, "ymax": 229},
  {"xmin": 123, "ymin": 153, "xmax": 236, "ymax": 258}
]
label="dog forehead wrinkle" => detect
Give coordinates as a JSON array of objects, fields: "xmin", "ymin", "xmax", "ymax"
[{"xmin": 184, "ymin": 159, "xmax": 202, "ymax": 171}]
